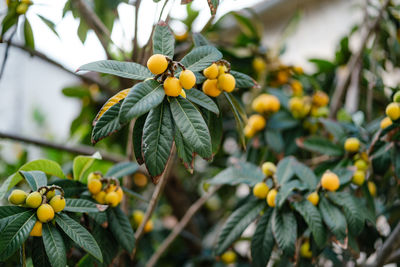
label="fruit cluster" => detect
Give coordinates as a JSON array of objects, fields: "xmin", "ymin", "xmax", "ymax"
[
  {"xmin": 202, "ymin": 62, "xmax": 236, "ymax": 97},
  {"xmin": 147, "ymin": 54, "xmax": 196, "ymax": 97},
  {"xmin": 244, "ymin": 94, "xmax": 281, "ymax": 138},
  {"xmin": 289, "ymin": 90, "xmax": 329, "ymax": 120},
  {"xmin": 343, "ymin": 137, "xmax": 371, "ymax": 187},
  {"xmin": 87, "ymin": 172, "xmax": 123, "ymax": 207},
  {"xmin": 252, "ymin": 162, "xmax": 279, "ymax": 207},
  {"xmin": 8, "ymin": 185, "xmax": 66, "ymax": 237},
  {"xmin": 381, "ymin": 91, "xmax": 400, "ymax": 129},
  {"xmin": 131, "ymin": 210, "xmax": 153, "ymax": 233}
]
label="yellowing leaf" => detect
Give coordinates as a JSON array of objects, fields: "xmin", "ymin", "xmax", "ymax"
[{"xmin": 94, "ymin": 89, "xmax": 130, "ymax": 124}]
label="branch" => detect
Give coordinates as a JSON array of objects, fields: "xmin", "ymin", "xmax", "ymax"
[
  {"xmin": 329, "ymin": 0, "xmax": 390, "ymax": 117},
  {"xmin": 385, "ymin": 248, "xmax": 400, "ymax": 265},
  {"xmin": 131, "ymin": 0, "xmax": 141, "ymax": 61},
  {"xmin": 0, "ymin": 25, "xmax": 17, "ymax": 79},
  {"xmin": 0, "ymin": 131, "xmax": 125, "ymax": 163},
  {"xmin": 369, "ymin": 221, "xmax": 400, "ymax": 267},
  {"xmin": 145, "ymin": 185, "xmax": 221, "ymax": 267}
]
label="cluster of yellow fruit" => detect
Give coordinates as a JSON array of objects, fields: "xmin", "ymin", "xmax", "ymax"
[
  {"xmin": 244, "ymin": 94, "xmax": 281, "ymax": 138},
  {"xmin": 202, "ymin": 62, "xmax": 236, "ymax": 97},
  {"xmin": 147, "ymin": 54, "xmax": 196, "ymax": 97},
  {"xmin": 8, "ymin": 185, "xmax": 66, "ymax": 237},
  {"xmin": 252, "ymin": 162, "xmax": 279, "ymax": 207},
  {"xmin": 131, "ymin": 210, "xmax": 154, "ymax": 233},
  {"xmin": 381, "ymin": 91, "xmax": 400, "ymax": 129},
  {"xmin": 289, "ymin": 90, "xmax": 329, "ymax": 120},
  {"xmin": 220, "ymin": 250, "xmax": 237, "ymax": 264},
  {"xmin": 87, "ymin": 172, "xmax": 123, "ymax": 207},
  {"xmin": 344, "ymin": 137, "xmax": 369, "ymax": 186}
]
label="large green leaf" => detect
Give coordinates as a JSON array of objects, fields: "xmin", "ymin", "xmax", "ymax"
[
  {"xmin": 223, "ymin": 92, "xmax": 246, "ymax": 148},
  {"xmin": 276, "ymin": 157, "xmax": 295, "ymax": 184},
  {"xmin": 180, "ymin": 46, "xmax": 222, "ymax": 72},
  {"xmin": 293, "ymin": 200, "xmax": 327, "ymax": 247},
  {"xmin": 92, "ymin": 101, "xmax": 123, "ymax": 144},
  {"xmin": 186, "ymin": 89, "xmax": 219, "ymax": 115},
  {"xmin": 89, "ymin": 224, "xmax": 119, "ymax": 267},
  {"xmin": 174, "ymin": 128, "xmax": 194, "ymax": 172},
  {"xmin": 215, "ymin": 199, "xmax": 264, "ymax": 255},
  {"xmin": 170, "ymin": 97, "xmax": 212, "ymax": 159},
  {"xmin": 0, "ymin": 210, "xmax": 36, "ymax": 261},
  {"xmin": 0, "ymin": 206, "xmax": 29, "ymax": 219},
  {"xmin": 73, "ymin": 153, "xmax": 101, "ymax": 183},
  {"xmin": 105, "ymin": 162, "xmax": 139, "ymax": 178},
  {"xmin": 19, "ymin": 170, "xmax": 47, "ymax": 191},
  {"xmin": 119, "ymin": 80, "xmax": 165, "ymax": 123},
  {"xmin": 327, "ymin": 192, "xmax": 365, "ymax": 235},
  {"xmin": 319, "ymin": 197, "xmax": 347, "ymax": 242},
  {"xmin": 0, "ymin": 159, "xmax": 64, "ymax": 199},
  {"xmin": 24, "ymin": 18, "xmax": 35, "ymax": 50},
  {"xmin": 133, "ymin": 113, "xmax": 147, "ymax": 165},
  {"xmin": 231, "ymin": 70, "xmax": 256, "ymax": 88},
  {"xmin": 271, "ymin": 209, "xmax": 297, "ymax": 256},
  {"xmin": 251, "ymin": 209, "xmax": 274, "ymax": 267},
  {"xmin": 319, "ymin": 119, "xmax": 346, "ymax": 141},
  {"xmin": 78, "ymin": 60, "xmax": 152, "ymax": 80},
  {"xmin": 56, "ymin": 213, "xmax": 103, "ymax": 262},
  {"xmin": 275, "ymin": 179, "xmax": 305, "ymax": 208},
  {"xmin": 300, "ymin": 137, "xmax": 344, "ymax": 156},
  {"xmin": 42, "ymin": 223, "xmax": 67, "ymax": 267},
  {"xmin": 205, "ymin": 109, "xmax": 223, "ymax": 155},
  {"xmin": 143, "ymin": 101, "xmax": 174, "ymax": 179},
  {"xmin": 207, "ymin": 161, "xmax": 264, "ymax": 186},
  {"xmin": 293, "ymin": 161, "xmax": 318, "ymax": 189},
  {"xmin": 32, "ymin": 237, "xmax": 51, "ymax": 267},
  {"xmin": 64, "ymin": 199, "xmax": 105, "ymax": 213},
  {"xmin": 107, "ymin": 207, "xmax": 135, "ymax": 252},
  {"xmin": 192, "ymin": 32, "xmax": 210, "ymax": 47},
  {"xmin": 153, "ymin": 22, "xmax": 174, "ymax": 58}
]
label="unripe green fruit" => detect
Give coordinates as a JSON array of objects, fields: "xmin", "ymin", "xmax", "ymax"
[
  {"xmin": 8, "ymin": 189, "xmax": 28, "ymax": 205},
  {"xmin": 37, "ymin": 204, "xmax": 55, "ymax": 223},
  {"xmin": 393, "ymin": 91, "xmax": 400, "ymax": 102},
  {"xmin": 26, "ymin": 192, "xmax": 42, "ymax": 208},
  {"xmin": 49, "ymin": 195, "xmax": 66, "ymax": 213}
]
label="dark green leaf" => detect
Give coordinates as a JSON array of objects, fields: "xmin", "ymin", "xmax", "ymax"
[
  {"xmin": 1, "ymin": 12, "xmax": 18, "ymax": 38},
  {"xmin": 19, "ymin": 170, "xmax": 47, "ymax": 191},
  {"xmin": 119, "ymin": 80, "xmax": 165, "ymax": 123},
  {"xmin": 77, "ymin": 19, "xmax": 89, "ymax": 43},
  {"xmin": 56, "ymin": 213, "xmax": 103, "ymax": 262},
  {"xmin": 64, "ymin": 198, "xmax": 105, "ymax": 213},
  {"xmin": 0, "ymin": 206, "xmax": 29, "ymax": 219},
  {"xmin": 231, "ymin": 70, "xmax": 256, "ymax": 88},
  {"xmin": 265, "ymin": 129, "xmax": 284, "ymax": 153},
  {"xmin": 90, "ymin": 224, "xmax": 119, "ymax": 266},
  {"xmin": 215, "ymin": 199, "xmax": 264, "ymax": 255},
  {"xmin": 276, "ymin": 179, "xmax": 305, "ymax": 208},
  {"xmin": 24, "ymin": 18, "xmax": 35, "ymax": 49},
  {"xmin": 293, "ymin": 161, "xmax": 318, "ymax": 189},
  {"xmin": 107, "ymin": 207, "xmax": 135, "ymax": 252},
  {"xmin": 205, "ymin": 109, "xmax": 223, "ymax": 155},
  {"xmin": 192, "ymin": 32, "xmax": 210, "ymax": 47},
  {"xmin": 180, "ymin": 46, "xmax": 222, "ymax": 72},
  {"xmin": 133, "ymin": 114, "xmax": 147, "ymax": 165},
  {"xmin": 186, "ymin": 89, "xmax": 219, "ymax": 115},
  {"xmin": 174, "ymin": 128, "xmax": 194, "ymax": 172},
  {"xmin": 223, "ymin": 92, "xmax": 246, "ymax": 148},
  {"xmin": 268, "ymin": 111, "xmax": 299, "ymax": 130},
  {"xmin": 300, "ymin": 137, "xmax": 344, "ymax": 156},
  {"xmin": 319, "ymin": 197, "xmax": 347, "ymax": 242},
  {"xmin": 32, "ymin": 237, "xmax": 51, "ymax": 267},
  {"xmin": 105, "ymin": 162, "xmax": 139, "ymax": 178},
  {"xmin": 208, "ymin": 161, "xmax": 264, "ymax": 186},
  {"xmin": 251, "ymin": 209, "xmax": 274, "ymax": 267},
  {"xmin": 170, "ymin": 97, "xmax": 212, "ymax": 159},
  {"xmin": 153, "ymin": 21, "xmax": 174, "ymax": 58},
  {"xmin": 319, "ymin": 119, "xmax": 346, "ymax": 141},
  {"xmin": 92, "ymin": 101, "xmax": 123, "ymax": 144},
  {"xmin": 276, "ymin": 157, "xmax": 295, "ymax": 184},
  {"xmin": 42, "ymin": 223, "xmax": 66, "ymax": 267},
  {"xmin": 271, "ymin": 209, "xmax": 297, "ymax": 256},
  {"xmin": 37, "ymin": 15, "xmax": 59, "ymax": 37}
]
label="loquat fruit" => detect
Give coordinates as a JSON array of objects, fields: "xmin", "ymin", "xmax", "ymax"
[
  {"xmin": 253, "ymin": 182, "xmax": 269, "ymax": 199},
  {"xmin": 203, "ymin": 63, "xmax": 219, "ymax": 79},
  {"xmin": 262, "ymin": 162, "xmax": 276, "ymax": 177},
  {"xmin": 49, "ymin": 195, "xmax": 66, "ymax": 213},
  {"xmin": 202, "ymin": 79, "xmax": 221, "ymax": 97},
  {"xmin": 179, "ymin": 70, "xmax": 196, "ymax": 89},
  {"xmin": 147, "ymin": 54, "xmax": 168, "ymax": 75},
  {"xmin": 30, "ymin": 221, "xmax": 42, "ymax": 237},
  {"xmin": 37, "ymin": 204, "xmax": 55, "ymax": 223},
  {"xmin": 26, "ymin": 191, "xmax": 42, "ymax": 208},
  {"xmin": 8, "ymin": 189, "xmax": 28, "ymax": 205},
  {"xmin": 217, "ymin": 73, "xmax": 236, "ymax": 93},
  {"xmin": 164, "ymin": 77, "xmax": 182, "ymax": 97},
  {"xmin": 321, "ymin": 171, "xmax": 340, "ymax": 192},
  {"xmin": 267, "ymin": 189, "xmax": 277, "ymax": 207}
]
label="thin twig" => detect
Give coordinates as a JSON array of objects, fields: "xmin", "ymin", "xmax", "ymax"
[
  {"xmin": 0, "ymin": 26, "xmax": 17, "ymax": 80},
  {"xmin": 0, "ymin": 131, "xmax": 125, "ymax": 163},
  {"xmin": 132, "ymin": 0, "xmax": 141, "ymax": 61},
  {"xmin": 369, "ymin": 222, "xmax": 400, "ymax": 267},
  {"xmin": 146, "ymin": 185, "xmax": 221, "ymax": 267}
]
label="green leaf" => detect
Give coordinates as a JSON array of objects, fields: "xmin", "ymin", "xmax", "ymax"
[
  {"xmin": 170, "ymin": 97, "xmax": 212, "ymax": 159},
  {"xmin": 19, "ymin": 170, "xmax": 47, "ymax": 191},
  {"xmin": 276, "ymin": 157, "xmax": 295, "ymax": 184},
  {"xmin": 24, "ymin": 18, "xmax": 35, "ymax": 50},
  {"xmin": 180, "ymin": 46, "xmax": 222, "ymax": 72},
  {"xmin": 133, "ymin": 113, "xmax": 147, "ymax": 165},
  {"xmin": 300, "ymin": 137, "xmax": 344, "ymax": 156},
  {"xmin": 37, "ymin": 15, "xmax": 59, "ymax": 38},
  {"xmin": 276, "ymin": 179, "xmax": 305, "ymax": 208},
  {"xmin": 205, "ymin": 109, "xmax": 223, "ymax": 155},
  {"xmin": 0, "ymin": 206, "xmax": 29, "ymax": 219},
  {"xmin": 293, "ymin": 200, "xmax": 327, "ymax": 247},
  {"xmin": 105, "ymin": 162, "xmax": 139, "ymax": 178},
  {"xmin": 0, "ymin": 210, "xmax": 36, "ymax": 261},
  {"xmin": 268, "ymin": 111, "xmax": 299, "ymax": 130},
  {"xmin": 56, "ymin": 213, "xmax": 103, "ymax": 262},
  {"xmin": 174, "ymin": 128, "xmax": 194, "ymax": 172},
  {"xmin": 153, "ymin": 21, "xmax": 174, "ymax": 58},
  {"xmin": 230, "ymin": 70, "xmax": 256, "ymax": 88},
  {"xmin": 1, "ymin": 12, "xmax": 18, "ymax": 38},
  {"xmin": 77, "ymin": 19, "xmax": 89, "ymax": 43},
  {"xmin": 89, "ymin": 224, "xmax": 119, "ymax": 266},
  {"xmin": 293, "ymin": 161, "xmax": 318, "ymax": 189},
  {"xmin": 119, "ymin": 80, "xmax": 165, "ymax": 123},
  {"xmin": 92, "ymin": 101, "xmax": 123, "ymax": 144},
  {"xmin": 32, "ymin": 237, "xmax": 51, "ymax": 267},
  {"xmin": 0, "ymin": 159, "xmax": 64, "ymax": 199},
  {"xmin": 192, "ymin": 32, "xmax": 210, "ymax": 47},
  {"xmin": 215, "ymin": 199, "xmax": 264, "ymax": 255},
  {"xmin": 78, "ymin": 60, "xmax": 152, "ymax": 80},
  {"xmin": 73, "ymin": 154, "xmax": 101, "ymax": 183},
  {"xmin": 223, "ymin": 92, "xmax": 247, "ymax": 148},
  {"xmin": 319, "ymin": 197, "xmax": 347, "ymax": 242},
  {"xmin": 107, "ymin": 207, "xmax": 135, "ymax": 252},
  {"xmin": 64, "ymin": 198, "xmax": 105, "ymax": 213},
  {"xmin": 327, "ymin": 192, "xmax": 365, "ymax": 235},
  {"xmin": 186, "ymin": 89, "xmax": 219, "ymax": 115},
  {"xmin": 207, "ymin": 161, "xmax": 264, "ymax": 186},
  {"xmin": 319, "ymin": 119, "xmax": 346, "ymax": 141},
  {"xmin": 251, "ymin": 209, "xmax": 274, "ymax": 267},
  {"xmin": 265, "ymin": 129, "xmax": 284, "ymax": 153},
  {"xmin": 271, "ymin": 209, "xmax": 297, "ymax": 256},
  {"xmin": 42, "ymin": 223, "xmax": 67, "ymax": 267},
  {"xmin": 143, "ymin": 101, "xmax": 174, "ymax": 179}
]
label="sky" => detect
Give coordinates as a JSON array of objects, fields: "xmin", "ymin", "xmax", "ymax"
[{"xmin": 11, "ymin": 0, "xmax": 264, "ymax": 70}]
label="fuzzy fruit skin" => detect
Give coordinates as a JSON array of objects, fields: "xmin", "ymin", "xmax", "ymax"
[
  {"xmin": 300, "ymin": 241, "xmax": 312, "ymax": 258},
  {"xmin": 164, "ymin": 77, "xmax": 182, "ymax": 97},
  {"xmin": 203, "ymin": 63, "xmax": 219, "ymax": 79},
  {"xmin": 221, "ymin": 251, "xmax": 236, "ymax": 264},
  {"xmin": 8, "ymin": 189, "xmax": 28, "ymax": 205},
  {"xmin": 252, "ymin": 94, "xmax": 280, "ymax": 113},
  {"xmin": 267, "ymin": 189, "xmax": 278, "ymax": 207},
  {"xmin": 321, "ymin": 171, "xmax": 340, "ymax": 191},
  {"xmin": 147, "ymin": 54, "xmax": 168, "ymax": 75},
  {"xmin": 386, "ymin": 102, "xmax": 400, "ymax": 121},
  {"xmin": 352, "ymin": 170, "xmax": 365, "ymax": 186},
  {"xmin": 218, "ymin": 65, "xmax": 228, "ymax": 75},
  {"xmin": 368, "ymin": 181, "xmax": 377, "ymax": 196},
  {"xmin": 253, "ymin": 183, "xmax": 269, "ymax": 199},
  {"xmin": 105, "ymin": 191, "xmax": 119, "ymax": 207},
  {"xmin": 133, "ymin": 173, "xmax": 148, "ymax": 187},
  {"xmin": 30, "ymin": 221, "xmax": 42, "ymax": 237},
  {"xmin": 202, "ymin": 79, "xmax": 221, "ymax": 97},
  {"xmin": 133, "ymin": 210, "xmax": 144, "ymax": 225},
  {"xmin": 262, "ymin": 162, "xmax": 276, "ymax": 176},
  {"xmin": 37, "ymin": 204, "xmax": 55, "ymax": 223},
  {"xmin": 93, "ymin": 191, "xmax": 106, "ymax": 204},
  {"xmin": 312, "ymin": 91, "xmax": 329, "ymax": 107},
  {"xmin": 49, "ymin": 195, "xmax": 66, "ymax": 212},
  {"xmin": 244, "ymin": 125, "xmax": 255, "ymax": 138},
  {"xmin": 217, "ymin": 73, "xmax": 236, "ymax": 92},
  {"xmin": 144, "ymin": 220, "xmax": 154, "ymax": 233},
  {"xmin": 248, "ymin": 114, "xmax": 266, "ymax": 131},
  {"xmin": 88, "ymin": 172, "xmax": 102, "ymax": 182},
  {"xmin": 88, "ymin": 179, "xmax": 102, "ymax": 195},
  {"xmin": 179, "ymin": 70, "xmax": 196, "ymax": 89},
  {"xmin": 307, "ymin": 192, "xmax": 319, "ymax": 206},
  {"xmin": 344, "ymin": 137, "xmax": 360, "ymax": 152},
  {"xmin": 26, "ymin": 192, "xmax": 43, "ymax": 208},
  {"xmin": 394, "ymin": 91, "xmax": 400, "ymax": 102},
  {"xmin": 380, "ymin": 117, "xmax": 393, "ymax": 129},
  {"xmin": 45, "ymin": 190, "xmax": 55, "ymax": 200},
  {"xmin": 355, "ymin": 159, "xmax": 368, "ymax": 171}
]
